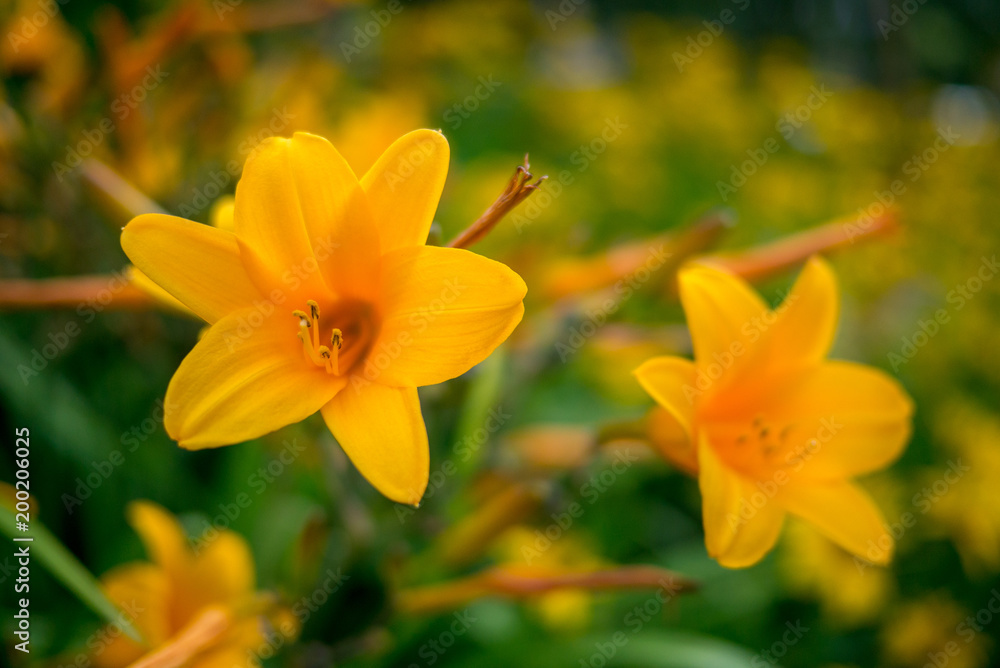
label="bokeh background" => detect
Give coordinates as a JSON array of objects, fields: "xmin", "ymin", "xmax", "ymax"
[{"xmin": 2, "ymin": 0, "xmax": 1000, "ymax": 666}]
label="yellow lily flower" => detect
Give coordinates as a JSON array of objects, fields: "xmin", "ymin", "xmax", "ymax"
[
  {"xmin": 95, "ymin": 501, "xmax": 295, "ymax": 668},
  {"xmin": 634, "ymin": 257, "xmax": 913, "ymax": 568},
  {"xmin": 121, "ymin": 130, "xmax": 526, "ymax": 504}
]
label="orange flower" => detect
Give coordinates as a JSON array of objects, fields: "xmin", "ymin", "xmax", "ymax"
[
  {"xmin": 121, "ymin": 131, "xmax": 526, "ymax": 504},
  {"xmin": 635, "ymin": 257, "xmax": 913, "ymax": 567}
]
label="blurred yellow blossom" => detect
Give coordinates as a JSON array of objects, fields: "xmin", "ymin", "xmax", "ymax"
[
  {"xmin": 94, "ymin": 501, "xmax": 295, "ymax": 668},
  {"xmin": 881, "ymin": 594, "xmax": 990, "ymax": 668},
  {"xmin": 925, "ymin": 401, "xmax": 1000, "ymax": 575},
  {"xmin": 781, "ymin": 520, "xmax": 892, "ymax": 626},
  {"xmin": 634, "ymin": 257, "xmax": 913, "ymax": 567}
]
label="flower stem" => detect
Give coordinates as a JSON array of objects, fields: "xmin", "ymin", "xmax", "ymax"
[{"xmin": 698, "ymin": 209, "xmax": 899, "ymax": 281}]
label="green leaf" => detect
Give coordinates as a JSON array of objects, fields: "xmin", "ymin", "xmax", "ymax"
[{"xmin": 0, "ymin": 504, "xmax": 142, "ymax": 642}]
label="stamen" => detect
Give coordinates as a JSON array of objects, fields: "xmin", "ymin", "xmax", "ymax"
[
  {"xmin": 292, "ymin": 304, "xmax": 345, "ymax": 375},
  {"xmin": 306, "ymin": 300, "xmax": 321, "ymax": 350},
  {"xmin": 330, "ymin": 328, "xmax": 342, "ymax": 375},
  {"xmin": 318, "ymin": 346, "xmax": 333, "ymax": 374}
]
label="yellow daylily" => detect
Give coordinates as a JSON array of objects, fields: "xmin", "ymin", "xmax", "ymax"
[
  {"xmin": 121, "ymin": 130, "xmax": 526, "ymax": 505},
  {"xmin": 634, "ymin": 257, "xmax": 913, "ymax": 568},
  {"xmin": 95, "ymin": 501, "xmax": 295, "ymax": 668}
]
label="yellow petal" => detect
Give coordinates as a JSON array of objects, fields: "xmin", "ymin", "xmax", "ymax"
[
  {"xmin": 121, "ymin": 214, "xmax": 262, "ymax": 324},
  {"xmin": 321, "ymin": 384, "xmax": 429, "ymax": 505},
  {"xmin": 127, "ymin": 266, "xmax": 194, "ymax": 317},
  {"xmin": 96, "ymin": 563, "xmax": 171, "ymax": 667},
  {"xmin": 361, "ymin": 129, "xmax": 449, "ymax": 253},
  {"xmin": 764, "ymin": 256, "xmax": 839, "ymax": 370},
  {"xmin": 127, "ymin": 501, "xmax": 190, "ymax": 574},
  {"xmin": 370, "ymin": 245, "xmax": 526, "ymax": 387},
  {"xmin": 781, "ymin": 480, "xmax": 892, "ymax": 564},
  {"xmin": 179, "ymin": 532, "xmax": 256, "ymax": 623},
  {"xmin": 646, "ymin": 407, "xmax": 698, "ymax": 475},
  {"xmin": 678, "ymin": 263, "xmax": 769, "ymax": 393},
  {"xmin": 165, "ymin": 308, "xmax": 346, "ymax": 449},
  {"xmin": 765, "ymin": 361, "xmax": 914, "ymax": 480},
  {"xmin": 192, "ymin": 532, "xmax": 255, "ymax": 597},
  {"xmin": 234, "ymin": 132, "xmax": 380, "ymax": 300},
  {"xmin": 697, "ymin": 435, "xmax": 785, "ymax": 568},
  {"xmin": 633, "ymin": 356, "xmax": 697, "ymax": 437},
  {"xmin": 187, "ymin": 641, "xmax": 259, "ymax": 668}
]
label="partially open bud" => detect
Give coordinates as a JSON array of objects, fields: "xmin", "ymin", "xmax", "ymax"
[{"xmin": 447, "ymin": 155, "xmax": 547, "ymax": 250}]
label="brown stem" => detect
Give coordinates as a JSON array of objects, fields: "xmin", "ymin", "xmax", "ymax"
[
  {"xmin": 701, "ymin": 209, "xmax": 900, "ymax": 282},
  {"xmin": 0, "ymin": 275, "xmax": 153, "ymax": 310},
  {"xmin": 446, "ymin": 156, "xmax": 547, "ymax": 250},
  {"xmin": 396, "ymin": 564, "xmax": 698, "ymax": 615}
]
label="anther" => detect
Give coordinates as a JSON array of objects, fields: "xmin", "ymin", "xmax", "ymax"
[{"xmin": 329, "ymin": 328, "xmax": 343, "ymax": 374}]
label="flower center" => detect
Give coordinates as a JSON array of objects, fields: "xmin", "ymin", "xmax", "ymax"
[
  {"xmin": 710, "ymin": 414, "xmax": 810, "ymax": 480},
  {"xmin": 292, "ymin": 299, "xmax": 378, "ymax": 376}
]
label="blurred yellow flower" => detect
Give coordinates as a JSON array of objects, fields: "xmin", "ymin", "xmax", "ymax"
[
  {"xmin": 491, "ymin": 526, "xmax": 604, "ymax": 631},
  {"xmin": 634, "ymin": 257, "xmax": 913, "ymax": 567},
  {"xmin": 781, "ymin": 520, "xmax": 892, "ymax": 626},
  {"xmin": 95, "ymin": 501, "xmax": 294, "ymax": 668},
  {"xmin": 926, "ymin": 401, "xmax": 1000, "ymax": 575},
  {"xmin": 880, "ymin": 595, "xmax": 990, "ymax": 668},
  {"xmin": 121, "ymin": 130, "xmax": 526, "ymax": 504}
]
